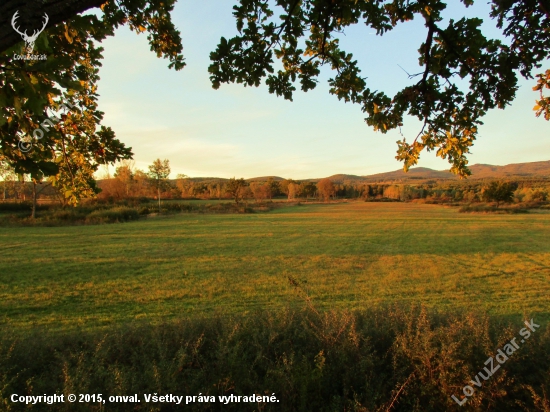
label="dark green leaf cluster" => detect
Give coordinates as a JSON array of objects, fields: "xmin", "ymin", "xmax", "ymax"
[
  {"xmin": 481, "ymin": 180, "xmax": 515, "ymax": 205},
  {"xmin": 226, "ymin": 177, "xmax": 249, "ymax": 203}
]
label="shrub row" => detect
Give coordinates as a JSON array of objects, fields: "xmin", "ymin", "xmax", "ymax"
[
  {"xmin": 0, "ymin": 206, "xmax": 141, "ymax": 226},
  {"xmin": 85, "ymin": 207, "xmax": 140, "ymax": 223},
  {"xmin": 0, "ymin": 199, "xmax": 278, "ymax": 226},
  {"xmin": 458, "ymin": 204, "xmax": 529, "ymax": 214}
]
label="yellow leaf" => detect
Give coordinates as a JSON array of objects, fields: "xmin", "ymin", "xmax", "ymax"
[{"xmin": 64, "ymin": 25, "xmax": 73, "ymax": 44}]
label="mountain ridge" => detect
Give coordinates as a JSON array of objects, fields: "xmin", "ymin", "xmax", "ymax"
[
  {"xmin": 300, "ymin": 160, "xmax": 550, "ymax": 183},
  {"xmin": 147, "ymin": 160, "xmax": 550, "ymax": 183}
]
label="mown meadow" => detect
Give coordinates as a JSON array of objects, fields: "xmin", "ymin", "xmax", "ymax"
[
  {"xmin": 1, "ymin": 202, "xmax": 549, "ymax": 330},
  {"xmin": 1, "ymin": 202, "xmax": 549, "ymax": 411}
]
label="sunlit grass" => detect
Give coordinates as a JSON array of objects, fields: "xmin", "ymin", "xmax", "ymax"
[{"xmin": 1, "ymin": 202, "xmax": 549, "ymax": 331}]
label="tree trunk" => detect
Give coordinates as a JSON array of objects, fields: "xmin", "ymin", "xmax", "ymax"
[
  {"xmin": 158, "ymin": 186, "xmax": 161, "ymax": 213},
  {"xmin": 31, "ymin": 181, "xmax": 37, "ymax": 219}
]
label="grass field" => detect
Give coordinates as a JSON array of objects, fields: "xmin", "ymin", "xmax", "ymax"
[{"xmin": 1, "ymin": 202, "xmax": 549, "ymax": 331}]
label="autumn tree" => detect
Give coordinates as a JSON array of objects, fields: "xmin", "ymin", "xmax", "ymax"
[
  {"xmin": 533, "ymin": 70, "xmax": 550, "ymax": 120},
  {"xmin": 481, "ymin": 181, "xmax": 515, "ymax": 207},
  {"xmin": 266, "ymin": 177, "xmax": 280, "ymax": 199},
  {"xmin": 280, "ymin": 179, "xmax": 297, "ymax": 200},
  {"xmin": 383, "ymin": 185, "xmax": 402, "ymax": 201},
  {"xmin": 148, "ymin": 159, "xmax": 171, "ymax": 212},
  {"xmin": 209, "ymin": 0, "xmax": 550, "ymax": 176},
  {"xmin": 114, "ymin": 160, "xmax": 135, "ymax": 198},
  {"xmin": 301, "ymin": 182, "xmax": 317, "ymax": 199},
  {"xmin": 0, "ymin": 157, "xmax": 16, "ymax": 201},
  {"xmin": 226, "ymin": 177, "xmax": 248, "ymax": 204},
  {"xmin": 174, "ymin": 173, "xmax": 189, "ymax": 198},
  {"xmin": 192, "ymin": 183, "xmax": 208, "ymax": 197},
  {"xmin": 0, "ymin": 0, "xmax": 184, "ymax": 205},
  {"xmin": 287, "ymin": 182, "xmax": 299, "ymax": 201},
  {"xmin": 133, "ymin": 170, "xmax": 151, "ymax": 198},
  {"xmin": 250, "ymin": 181, "xmax": 269, "ymax": 203},
  {"xmin": 527, "ymin": 189, "xmax": 548, "ymax": 202},
  {"xmin": 317, "ymin": 178, "xmax": 336, "ymax": 202},
  {"xmin": 214, "ymin": 180, "xmax": 224, "ymax": 200}
]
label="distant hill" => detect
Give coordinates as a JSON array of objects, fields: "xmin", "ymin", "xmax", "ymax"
[
  {"xmin": 324, "ymin": 161, "xmax": 550, "ymax": 183},
  {"xmin": 323, "ymin": 174, "xmax": 371, "ymax": 182},
  {"xmin": 167, "ymin": 176, "xmax": 285, "ymax": 183},
  {"xmin": 468, "ymin": 161, "xmax": 550, "ymax": 178},
  {"xmin": 358, "ymin": 167, "xmax": 454, "ymax": 183},
  {"xmin": 246, "ymin": 176, "xmax": 285, "ymax": 182},
  {"xmin": 185, "ymin": 177, "xmax": 229, "ymax": 182},
  {"xmin": 97, "ymin": 160, "xmax": 550, "ymax": 186}
]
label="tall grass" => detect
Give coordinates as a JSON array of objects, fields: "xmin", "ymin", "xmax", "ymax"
[{"xmin": 1, "ymin": 306, "xmax": 548, "ymax": 411}]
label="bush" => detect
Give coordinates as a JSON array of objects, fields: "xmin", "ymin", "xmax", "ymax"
[
  {"xmin": 86, "ymin": 207, "xmax": 140, "ymax": 223},
  {"xmin": 138, "ymin": 206, "xmax": 151, "ymax": 215},
  {"xmin": 47, "ymin": 209, "xmax": 88, "ymax": 221}
]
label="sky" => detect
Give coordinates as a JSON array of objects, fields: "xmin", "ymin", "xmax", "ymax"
[{"xmin": 95, "ymin": 1, "xmax": 549, "ymax": 179}]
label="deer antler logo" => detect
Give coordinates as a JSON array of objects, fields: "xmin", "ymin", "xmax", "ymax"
[{"xmin": 11, "ymin": 11, "xmax": 49, "ymax": 55}]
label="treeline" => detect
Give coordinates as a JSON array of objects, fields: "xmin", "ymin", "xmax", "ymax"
[
  {"xmin": 2, "ymin": 158, "xmax": 549, "ymax": 207},
  {"xmin": 97, "ymin": 160, "xmax": 549, "ymax": 207},
  {"xmin": 361, "ymin": 180, "xmax": 549, "ymax": 205},
  {"xmin": 97, "ymin": 161, "xmax": 333, "ymax": 203}
]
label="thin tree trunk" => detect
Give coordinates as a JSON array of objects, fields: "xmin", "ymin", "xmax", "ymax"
[{"xmin": 31, "ymin": 181, "xmax": 36, "ymax": 219}]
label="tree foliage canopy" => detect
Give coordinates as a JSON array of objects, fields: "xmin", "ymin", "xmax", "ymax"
[
  {"xmin": 147, "ymin": 158, "xmax": 171, "ymax": 211},
  {"xmin": 481, "ymin": 180, "xmax": 515, "ymax": 206},
  {"xmin": 316, "ymin": 177, "xmax": 336, "ymax": 201},
  {"xmin": 209, "ymin": 0, "xmax": 550, "ymax": 176},
  {"xmin": 226, "ymin": 177, "xmax": 248, "ymax": 203},
  {"xmin": 0, "ymin": 0, "xmax": 184, "ymax": 204}
]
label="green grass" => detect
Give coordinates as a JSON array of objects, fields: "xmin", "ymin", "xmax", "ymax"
[{"xmin": 1, "ymin": 202, "xmax": 549, "ymax": 331}]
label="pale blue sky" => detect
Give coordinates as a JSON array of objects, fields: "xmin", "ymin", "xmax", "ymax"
[{"xmin": 95, "ymin": 1, "xmax": 549, "ymax": 179}]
